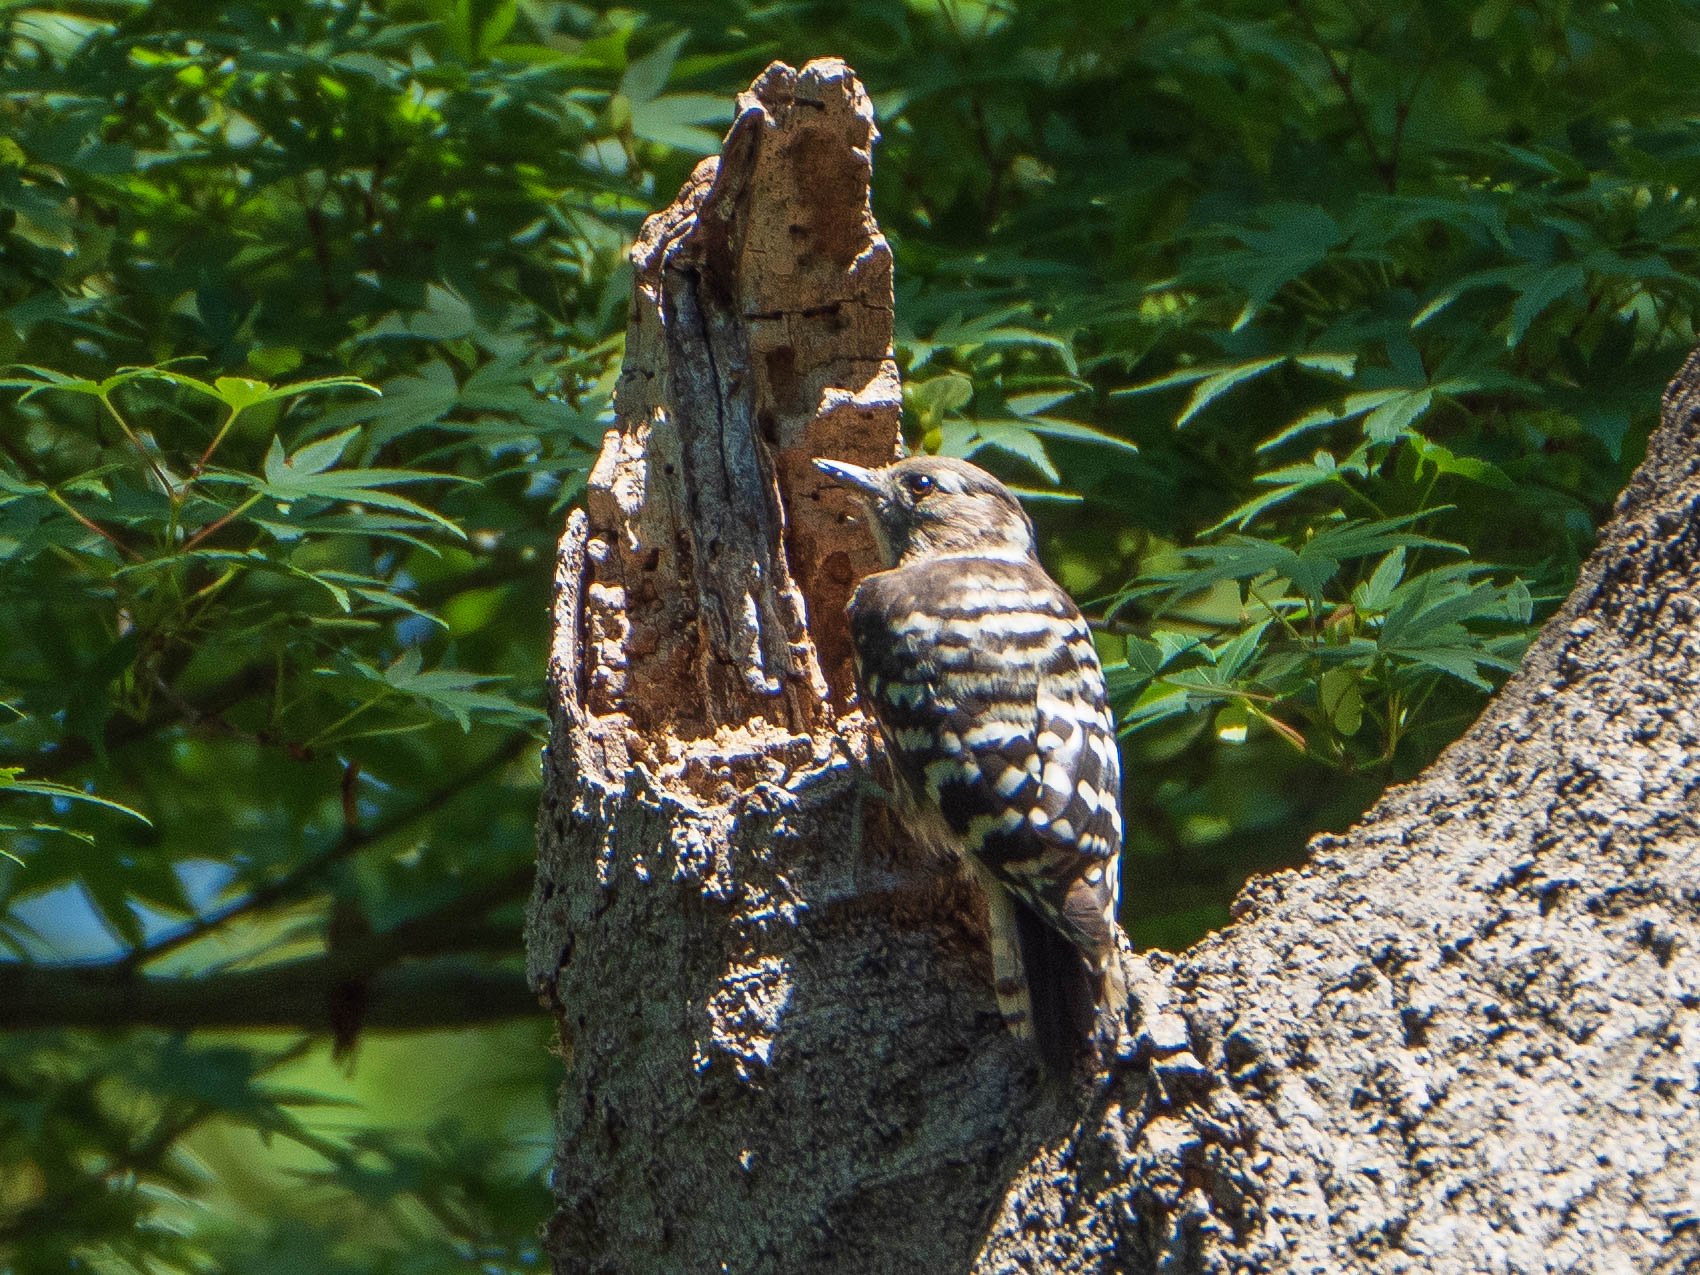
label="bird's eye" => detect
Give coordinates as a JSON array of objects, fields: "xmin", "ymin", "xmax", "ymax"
[{"xmin": 904, "ymin": 473, "xmax": 935, "ymax": 497}]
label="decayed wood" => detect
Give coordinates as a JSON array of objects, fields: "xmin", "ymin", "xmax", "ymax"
[
  {"xmin": 566, "ymin": 57, "xmax": 899, "ymax": 767},
  {"xmin": 529, "ymin": 55, "xmax": 1700, "ymax": 1275}
]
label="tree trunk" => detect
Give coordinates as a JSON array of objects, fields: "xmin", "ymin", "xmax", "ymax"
[{"xmin": 526, "ymin": 58, "xmax": 1700, "ymax": 1274}]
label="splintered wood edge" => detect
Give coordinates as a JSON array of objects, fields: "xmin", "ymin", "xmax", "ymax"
[{"xmin": 557, "ymin": 58, "xmax": 900, "ymax": 797}]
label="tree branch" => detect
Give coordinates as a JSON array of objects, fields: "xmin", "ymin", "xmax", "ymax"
[
  {"xmin": 121, "ymin": 735, "xmax": 531, "ymax": 972},
  {"xmin": 0, "ymin": 957, "xmax": 534, "ymax": 1031},
  {"xmin": 4, "ymin": 861, "xmax": 537, "ymax": 1031},
  {"xmin": 1287, "ymin": 0, "xmax": 1396, "ymax": 193}
]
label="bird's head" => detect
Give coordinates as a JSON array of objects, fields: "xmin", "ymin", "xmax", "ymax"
[{"xmin": 813, "ymin": 455, "xmax": 1037, "ymax": 568}]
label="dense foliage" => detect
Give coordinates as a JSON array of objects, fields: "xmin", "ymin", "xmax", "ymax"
[{"xmin": 3, "ymin": 1, "xmax": 1696, "ymax": 1270}]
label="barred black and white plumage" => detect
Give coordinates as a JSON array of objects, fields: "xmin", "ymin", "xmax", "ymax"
[{"xmin": 814, "ymin": 454, "xmax": 1126, "ymax": 1076}]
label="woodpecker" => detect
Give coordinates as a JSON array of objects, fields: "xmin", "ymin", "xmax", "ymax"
[{"xmin": 814, "ymin": 454, "xmax": 1125, "ymax": 1076}]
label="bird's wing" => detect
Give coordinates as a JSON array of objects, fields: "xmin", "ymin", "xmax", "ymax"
[{"xmin": 849, "ymin": 556, "xmax": 1123, "ymax": 963}]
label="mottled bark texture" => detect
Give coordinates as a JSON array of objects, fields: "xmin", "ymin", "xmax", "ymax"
[{"xmin": 527, "ymin": 58, "xmax": 1700, "ymax": 1275}]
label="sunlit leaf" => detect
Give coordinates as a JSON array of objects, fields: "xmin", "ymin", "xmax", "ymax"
[{"xmin": 1, "ymin": 767, "xmax": 152, "ymax": 824}]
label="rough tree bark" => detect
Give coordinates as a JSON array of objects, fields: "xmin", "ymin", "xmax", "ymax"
[{"xmin": 526, "ymin": 59, "xmax": 1700, "ymax": 1274}]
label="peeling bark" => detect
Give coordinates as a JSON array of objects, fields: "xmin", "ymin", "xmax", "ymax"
[{"xmin": 527, "ymin": 58, "xmax": 1700, "ymax": 1275}]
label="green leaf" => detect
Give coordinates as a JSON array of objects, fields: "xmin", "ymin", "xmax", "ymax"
[
  {"xmin": 630, "ymin": 93, "xmax": 734, "ymax": 153},
  {"xmin": 1207, "ymin": 619, "xmax": 1270, "ymax": 682},
  {"xmin": 0, "ymin": 768, "xmax": 152, "ymax": 824},
  {"xmin": 1374, "ymin": 567, "xmax": 1534, "ymax": 689},
  {"xmin": 1293, "ymin": 352, "xmax": 1358, "ymax": 378},
  {"xmin": 208, "ymin": 376, "xmax": 273, "ymax": 413},
  {"xmin": 337, "ymin": 653, "xmax": 545, "ymax": 731},
  {"xmin": 909, "ymin": 372, "xmax": 975, "ymax": 417},
  {"xmin": 285, "ymin": 426, "xmax": 363, "ymax": 477},
  {"xmin": 1116, "ymin": 682, "xmax": 1196, "ymax": 733},
  {"xmin": 937, "ymin": 418, "xmax": 1060, "ymax": 483},
  {"xmin": 1005, "ymin": 389, "xmax": 1079, "ymax": 416},
  {"xmin": 1353, "ymin": 547, "xmax": 1406, "ymax": 613},
  {"xmin": 250, "ymin": 373, "xmax": 378, "ymax": 409},
  {"xmin": 476, "ymin": 0, "xmax": 518, "ymax": 55},
  {"xmin": 317, "ymin": 359, "xmax": 461, "ymax": 449},
  {"xmin": 1213, "ymin": 703, "xmax": 1250, "ymax": 743},
  {"xmin": 1005, "ymin": 484, "xmax": 1084, "ymax": 504},
  {"xmin": 1258, "ymin": 389, "xmax": 1407, "ymax": 452},
  {"xmin": 1197, "ymin": 203, "xmax": 1345, "ymax": 330},
  {"xmin": 1508, "ymin": 262, "xmax": 1587, "ymax": 348},
  {"xmin": 245, "ymin": 434, "xmax": 469, "ymax": 538},
  {"xmin": 1405, "ymin": 437, "xmax": 1514, "ymax": 490},
  {"xmin": 1174, "ymin": 357, "xmax": 1284, "ymax": 427},
  {"xmin": 1411, "ymin": 265, "xmax": 1517, "ymax": 327},
  {"xmin": 909, "ymin": 308, "xmax": 1078, "ymax": 375},
  {"xmin": 1124, "ymin": 351, "xmax": 1356, "ymax": 433},
  {"xmin": 1165, "ymin": 515, "xmax": 1460, "ymax": 606},
  {"xmin": 83, "ymin": 870, "xmax": 145, "ymax": 949},
  {"xmin": 1362, "ymin": 387, "xmax": 1432, "ymax": 443},
  {"xmin": 361, "ymin": 285, "xmax": 477, "ymax": 342},
  {"xmin": 973, "ymin": 415, "xmax": 1137, "ymax": 454},
  {"xmin": 620, "ymin": 31, "xmax": 687, "ymax": 105},
  {"xmin": 1578, "ymin": 407, "xmax": 1630, "ymax": 462},
  {"xmin": 1318, "ymin": 667, "xmax": 1363, "ymax": 736},
  {"xmin": 0, "ymin": 364, "xmax": 99, "ymax": 401},
  {"xmin": 1117, "ymin": 355, "xmax": 1283, "ymax": 408},
  {"xmin": 1210, "ymin": 446, "xmax": 1371, "ymax": 532}
]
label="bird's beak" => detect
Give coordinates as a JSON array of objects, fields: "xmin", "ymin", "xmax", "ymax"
[{"xmin": 813, "ymin": 458, "xmax": 886, "ymax": 500}]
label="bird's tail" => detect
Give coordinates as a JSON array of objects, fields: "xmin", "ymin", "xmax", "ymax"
[{"xmin": 1012, "ymin": 895, "xmax": 1103, "ymax": 1080}]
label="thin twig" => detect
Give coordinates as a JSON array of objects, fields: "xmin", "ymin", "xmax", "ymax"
[
  {"xmin": 182, "ymin": 492, "xmax": 262, "ymax": 551},
  {"xmin": 1287, "ymin": 0, "xmax": 1395, "ymax": 193},
  {"xmin": 46, "ymin": 489, "xmax": 144, "ymax": 562},
  {"xmin": 99, "ymin": 392, "xmax": 175, "ymax": 496}
]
